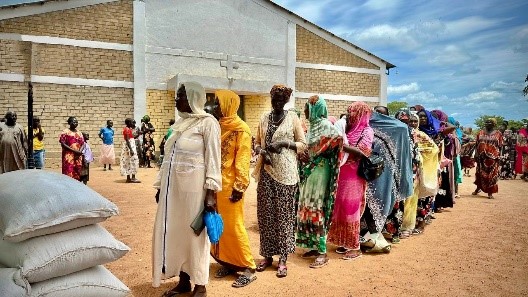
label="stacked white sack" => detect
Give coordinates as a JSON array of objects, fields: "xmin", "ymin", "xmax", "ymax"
[{"xmin": 0, "ymin": 170, "xmax": 131, "ymax": 297}]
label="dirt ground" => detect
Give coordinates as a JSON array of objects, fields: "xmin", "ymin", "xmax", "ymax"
[{"xmin": 76, "ymin": 166, "xmax": 528, "ymax": 297}]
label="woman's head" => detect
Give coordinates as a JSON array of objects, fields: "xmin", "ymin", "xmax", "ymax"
[
  {"xmin": 374, "ymin": 105, "xmax": 389, "ymax": 116},
  {"xmin": 395, "ymin": 110, "xmax": 410, "ymax": 124},
  {"xmin": 347, "ymin": 101, "xmax": 372, "ymax": 131},
  {"xmin": 431, "ymin": 109, "xmax": 448, "ymax": 122},
  {"xmin": 142, "ymin": 115, "xmax": 150, "ymax": 123},
  {"xmin": 107, "ymin": 120, "xmax": 113, "ymax": 128},
  {"xmin": 176, "ymin": 82, "xmax": 207, "ymax": 114},
  {"xmin": 125, "ymin": 118, "xmax": 134, "ymax": 127},
  {"xmin": 409, "ymin": 112, "xmax": 419, "ymax": 129},
  {"xmin": 214, "ymin": 90, "xmax": 240, "ymax": 119},
  {"xmin": 270, "ymin": 84, "xmax": 292, "ymax": 112},
  {"xmin": 417, "ymin": 110, "xmax": 428, "ymax": 127},
  {"xmin": 67, "ymin": 116, "xmax": 78, "ymax": 129},
  {"xmin": 485, "ymin": 118, "xmax": 496, "ymax": 130},
  {"xmin": 306, "ymin": 95, "xmax": 328, "ymax": 123}
]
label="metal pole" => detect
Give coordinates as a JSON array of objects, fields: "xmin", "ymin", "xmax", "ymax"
[{"xmin": 27, "ymin": 82, "xmax": 35, "ymax": 169}]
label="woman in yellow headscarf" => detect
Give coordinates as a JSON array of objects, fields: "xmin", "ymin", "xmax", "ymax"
[{"xmin": 210, "ymin": 90, "xmax": 257, "ymax": 288}]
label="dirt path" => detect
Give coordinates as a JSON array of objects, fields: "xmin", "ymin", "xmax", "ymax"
[{"xmin": 81, "ymin": 167, "xmax": 528, "ymax": 297}]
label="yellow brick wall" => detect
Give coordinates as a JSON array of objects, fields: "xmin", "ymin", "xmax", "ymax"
[
  {"xmin": 243, "ymin": 95, "xmax": 271, "ymax": 136},
  {"xmin": 0, "ymin": 81, "xmax": 133, "ymax": 166},
  {"xmin": 146, "ymin": 89, "xmax": 176, "ymax": 152},
  {"xmin": 296, "ymin": 26, "xmax": 379, "ymax": 70},
  {"xmin": 0, "ymin": 0, "xmax": 133, "ymax": 44},
  {"xmin": 0, "ymin": 40, "xmax": 31, "ymax": 74},
  {"xmin": 296, "ymin": 68, "xmax": 380, "ymax": 97},
  {"xmin": 35, "ymin": 44, "xmax": 133, "ymax": 81}
]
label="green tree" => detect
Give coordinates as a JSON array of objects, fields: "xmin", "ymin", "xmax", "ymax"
[
  {"xmin": 524, "ymin": 74, "xmax": 528, "ymax": 97},
  {"xmin": 474, "ymin": 115, "xmax": 505, "ymax": 130},
  {"xmin": 387, "ymin": 101, "xmax": 408, "ymax": 115}
]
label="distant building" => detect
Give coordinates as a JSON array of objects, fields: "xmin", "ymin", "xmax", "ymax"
[{"xmin": 0, "ymin": 0, "xmax": 394, "ymax": 164}]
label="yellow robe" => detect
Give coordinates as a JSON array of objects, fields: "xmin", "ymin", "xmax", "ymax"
[{"xmin": 211, "ymin": 130, "xmax": 256, "ymax": 270}]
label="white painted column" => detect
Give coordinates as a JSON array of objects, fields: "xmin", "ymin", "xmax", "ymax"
[
  {"xmin": 379, "ymin": 66, "xmax": 388, "ymax": 106},
  {"xmin": 285, "ymin": 21, "xmax": 296, "ymax": 110},
  {"xmin": 133, "ymin": 0, "xmax": 147, "ymax": 122}
]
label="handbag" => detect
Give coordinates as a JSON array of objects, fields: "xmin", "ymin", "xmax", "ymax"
[
  {"xmin": 204, "ymin": 211, "xmax": 224, "ymax": 244},
  {"xmin": 355, "ymin": 129, "xmax": 385, "ymax": 181},
  {"xmin": 190, "ymin": 205, "xmax": 205, "ymax": 236}
]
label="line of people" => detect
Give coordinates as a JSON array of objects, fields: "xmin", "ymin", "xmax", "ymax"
[{"xmin": 149, "ymin": 82, "xmax": 518, "ymax": 297}]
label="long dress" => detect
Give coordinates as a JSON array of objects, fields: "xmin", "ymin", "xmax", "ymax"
[
  {"xmin": 0, "ymin": 123, "xmax": 27, "ymax": 174},
  {"xmin": 474, "ymin": 130, "xmax": 503, "ymax": 194},
  {"xmin": 59, "ymin": 129, "xmax": 84, "ymax": 180},
  {"xmin": 152, "ymin": 116, "xmax": 221, "ymax": 287},
  {"xmin": 253, "ymin": 111, "xmax": 306, "ymax": 258},
  {"xmin": 515, "ymin": 128, "xmax": 528, "ymax": 176},
  {"xmin": 328, "ymin": 120, "xmax": 373, "ymax": 251},
  {"xmin": 120, "ymin": 127, "xmax": 139, "ymax": 176},
  {"xmin": 296, "ymin": 97, "xmax": 342, "ymax": 254},
  {"xmin": 211, "ymin": 91, "xmax": 255, "ymax": 270}
]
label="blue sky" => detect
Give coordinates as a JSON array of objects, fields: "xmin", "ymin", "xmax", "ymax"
[{"xmin": 272, "ymin": 0, "xmax": 528, "ymax": 127}]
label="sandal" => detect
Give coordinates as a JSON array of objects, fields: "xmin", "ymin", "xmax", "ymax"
[
  {"xmin": 412, "ymin": 228, "xmax": 424, "ymax": 235},
  {"xmin": 232, "ymin": 274, "xmax": 257, "ymax": 288},
  {"xmin": 302, "ymin": 250, "xmax": 320, "ymax": 258},
  {"xmin": 309, "ymin": 256, "xmax": 329, "ymax": 268},
  {"xmin": 214, "ymin": 266, "xmax": 234, "ymax": 278},
  {"xmin": 256, "ymin": 259, "xmax": 272, "ymax": 272},
  {"xmin": 342, "ymin": 251, "xmax": 362, "ymax": 260},
  {"xmin": 488, "ymin": 195, "xmax": 495, "ymax": 199},
  {"xmin": 392, "ymin": 236, "xmax": 400, "ymax": 244},
  {"xmin": 276, "ymin": 265, "xmax": 287, "ymax": 278},
  {"xmin": 335, "ymin": 246, "xmax": 348, "ymax": 254},
  {"xmin": 400, "ymin": 230, "xmax": 411, "ymax": 239},
  {"xmin": 162, "ymin": 283, "xmax": 191, "ymax": 297}
]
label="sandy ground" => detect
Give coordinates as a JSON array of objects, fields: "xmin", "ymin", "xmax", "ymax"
[{"xmin": 77, "ymin": 166, "xmax": 528, "ymax": 297}]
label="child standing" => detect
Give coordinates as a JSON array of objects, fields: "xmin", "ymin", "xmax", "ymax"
[{"xmin": 81, "ymin": 132, "xmax": 94, "ymax": 185}]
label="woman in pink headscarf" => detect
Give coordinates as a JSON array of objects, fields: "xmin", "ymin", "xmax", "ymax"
[{"xmin": 328, "ymin": 102, "xmax": 374, "ymax": 260}]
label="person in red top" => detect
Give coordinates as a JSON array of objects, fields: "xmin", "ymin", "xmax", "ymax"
[{"xmin": 120, "ymin": 118, "xmax": 140, "ymax": 183}]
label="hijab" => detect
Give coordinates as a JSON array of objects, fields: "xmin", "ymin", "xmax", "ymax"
[
  {"xmin": 448, "ymin": 116, "xmax": 463, "ymax": 140},
  {"xmin": 346, "ymin": 101, "xmax": 372, "ymax": 145},
  {"xmin": 419, "ymin": 110, "xmax": 441, "ymax": 138},
  {"xmin": 165, "ymin": 81, "xmax": 215, "ymax": 152},
  {"xmin": 431, "ymin": 109, "xmax": 448, "ymax": 122},
  {"xmin": 215, "ymin": 90, "xmax": 251, "ymax": 141},
  {"xmin": 306, "ymin": 95, "xmax": 340, "ymax": 148}
]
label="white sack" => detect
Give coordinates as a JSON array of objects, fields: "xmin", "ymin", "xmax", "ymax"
[
  {"xmin": 30, "ymin": 265, "xmax": 130, "ymax": 297},
  {"xmin": 0, "ymin": 170, "xmax": 119, "ymax": 242},
  {"xmin": 0, "ymin": 224, "xmax": 129, "ymax": 283},
  {"xmin": 0, "ymin": 267, "xmax": 29, "ymax": 297}
]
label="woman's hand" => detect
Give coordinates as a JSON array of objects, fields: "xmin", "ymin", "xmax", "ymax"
[
  {"xmin": 262, "ymin": 150, "xmax": 272, "ymax": 165},
  {"xmin": 204, "ymin": 189, "xmax": 217, "ymax": 212},
  {"xmin": 155, "ymin": 189, "xmax": 160, "ymax": 203},
  {"xmin": 299, "ymin": 150, "xmax": 309, "ymax": 163},
  {"xmin": 267, "ymin": 142, "xmax": 284, "ymax": 154},
  {"xmin": 230, "ymin": 190, "xmax": 243, "ymax": 203}
]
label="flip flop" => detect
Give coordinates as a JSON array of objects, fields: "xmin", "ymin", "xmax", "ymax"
[
  {"xmin": 309, "ymin": 256, "xmax": 329, "ymax": 268},
  {"xmin": 232, "ymin": 274, "xmax": 257, "ymax": 288},
  {"xmin": 335, "ymin": 246, "xmax": 348, "ymax": 254},
  {"xmin": 256, "ymin": 259, "xmax": 272, "ymax": 272},
  {"xmin": 342, "ymin": 251, "xmax": 362, "ymax": 261},
  {"xmin": 276, "ymin": 265, "xmax": 287, "ymax": 278},
  {"xmin": 214, "ymin": 267, "xmax": 234, "ymax": 278}
]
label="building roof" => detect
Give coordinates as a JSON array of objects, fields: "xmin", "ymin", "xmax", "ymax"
[{"xmin": 0, "ymin": 0, "xmax": 395, "ymax": 69}]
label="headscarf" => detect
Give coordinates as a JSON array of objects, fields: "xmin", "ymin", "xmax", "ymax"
[
  {"xmin": 142, "ymin": 115, "xmax": 150, "ymax": 122},
  {"xmin": 414, "ymin": 105, "xmax": 425, "ymax": 112},
  {"xmin": 306, "ymin": 95, "xmax": 340, "ymax": 149},
  {"xmin": 409, "ymin": 111, "xmax": 419, "ymax": 121},
  {"xmin": 431, "ymin": 109, "xmax": 448, "ymax": 122},
  {"xmin": 488, "ymin": 117, "xmax": 497, "ymax": 125},
  {"xmin": 165, "ymin": 82, "xmax": 215, "ymax": 152},
  {"xmin": 346, "ymin": 101, "xmax": 372, "ymax": 145},
  {"xmin": 395, "ymin": 110, "xmax": 410, "ymax": 122},
  {"xmin": 328, "ymin": 116, "xmax": 337, "ymax": 125},
  {"xmin": 448, "ymin": 116, "xmax": 463, "ymax": 140},
  {"xmin": 419, "ymin": 110, "xmax": 441, "ymax": 138},
  {"xmin": 215, "ymin": 90, "xmax": 251, "ymax": 141},
  {"xmin": 270, "ymin": 84, "xmax": 293, "ymax": 99}
]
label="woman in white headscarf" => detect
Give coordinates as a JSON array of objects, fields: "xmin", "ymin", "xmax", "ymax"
[{"xmin": 152, "ymin": 82, "xmax": 222, "ymax": 297}]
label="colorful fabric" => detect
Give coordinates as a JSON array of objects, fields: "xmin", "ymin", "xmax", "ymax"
[
  {"xmin": 328, "ymin": 102, "xmax": 373, "ymax": 250},
  {"xmin": 99, "ymin": 127, "xmax": 114, "ymax": 145},
  {"xmin": 99, "ymin": 144, "xmax": 115, "ymax": 165},
  {"xmin": 215, "ymin": 90, "xmax": 252, "ymax": 141},
  {"xmin": 413, "ymin": 129, "xmax": 440, "ymax": 198},
  {"xmin": 0, "ymin": 123, "xmax": 27, "ymax": 174},
  {"xmin": 296, "ymin": 95, "xmax": 343, "ymax": 254},
  {"xmin": 515, "ymin": 128, "xmax": 528, "ymax": 174},
  {"xmin": 120, "ymin": 127, "xmax": 138, "ymax": 175},
  {"xmin": 474, "ymin": 130, "xmax": 503, "ymax": 194},
  {"xmin": 59, "ymin": 129, "xmax": 84, "ymax": 180},
  {"xmin": 419, "ymin": 110, "xmax": 441, "ymax": 138},
  {"xmin": 211, "ymin": 90, "xmax": 255, "ymax": 270},
  {"xmin": 25, "ymin": 127, "xmax": 45, "ymax": 150}
]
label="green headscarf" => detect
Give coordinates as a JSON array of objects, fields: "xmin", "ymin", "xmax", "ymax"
[
  {"xmin": 142, "ymin": 115, "xmax": 150, "ymax": 122},
  {"xmin": 306, "ymin": 96, "xmax": 340, "ymax": 150}
]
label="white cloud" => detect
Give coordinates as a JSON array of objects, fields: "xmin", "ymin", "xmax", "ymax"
[
  {"xmin": 388, "ymin": 82, "xmax": 420, "ymax": 95},
  {"xmin": 362, "ymin": 0, "xmax": 401, "ymax": 10},
  {"xmin": 426, "ymin": 45, "xmax": 477, "ymax": 66},
  {"xmin": 352, "ymin": 24, "xmax": 421, "ymax": 51},
  {"xmin": 465, "ymin": 91, "xmax": 503, "ymax": 102},
  {"xmin": 513, "ymin": 27, "xmax": 528, "ymax": 53},
  {"xmin": 444, "ymin": 16, "xmax": 505, "ymax": 39}
]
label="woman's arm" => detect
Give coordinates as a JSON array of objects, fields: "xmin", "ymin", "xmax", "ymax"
[
  {"xmin": 203, "ymin": 118, "xmax": 222, "ymax": 211},
  {"xmin": 231, "ymin": 132, "xmax": 252, "ymax": 202}
]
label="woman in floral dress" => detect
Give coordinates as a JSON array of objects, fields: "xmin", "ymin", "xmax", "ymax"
[{"xmin": 59, "ymin": 116, "xmax": 84, "ymax": 181}]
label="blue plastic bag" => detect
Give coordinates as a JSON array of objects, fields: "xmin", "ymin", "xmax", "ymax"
[{"xmin": 204, "ymin": 211, "xmax": 223, "ymax": 244}]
